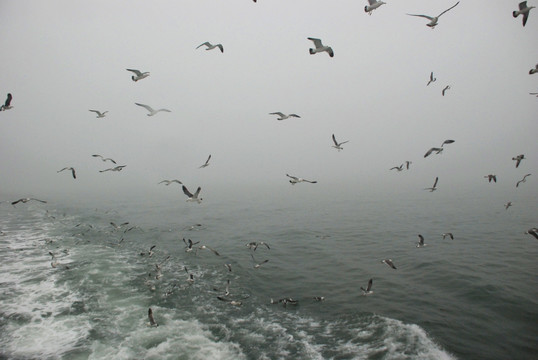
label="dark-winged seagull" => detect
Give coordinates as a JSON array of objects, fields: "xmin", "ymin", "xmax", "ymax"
[
  {"xmin": 251, "ymin": 253, "xmax": 269, "ymax": 269},
  {"xmin": 99, "ymin": 165, "xmax": 126, "ymax": 172},
  {"xmin": 307, "ymin": 37, "xmax": 334, "ymax": 57},
  {"xmin": 513, "ymin": 1, "xmax": 535, "ymax": 26},
  {"xmin": 416, "ymin": 234, "xmax": 427, "ymax": 247},
  {"xmin": 516, "ymin": 174, "xmax": 531, "ymax": 187},
  {"xmin": 332, "ymin": 134, "xmax": 349, "ymax": 151},
  {"xmin": 183, "ymin": 238, "xmax": 199, "ymax": 252},
  {"xmin": 159, "ymin": 179, "xmax": 182, "ymax": 186},
  {"xmin": 135, "ymin": 103, "xmax": 171, "ymax": 116},
  {"xmin": 148, "ymin": 308, "xmax": 158, "ymax": 327},
  {"xmin": 1, "ymin": 93, "xmax": 13, "ymax": 111},
  {"xmin": 89, "ymin": 110, "xmax": 108, "ymax": 118},
  {"xmin": 286, "ymin": 174, "xmax": 317, "ymax": 185},
  {"xmin": 512, "ymin": 154, "xmax": 525, "ymax": 168},
  {"xmin": 360, "ymin": 278, "xmax": 373, "ymax": 295},
  {"xmin": 196, "ymin": 42, "xmax": 224, "ymax": 53},
  {"xmin": 530, "ymin": 64, "xmax": 538, "ymax": 74},
  {"xmin": 246, "ymin": 241, "xmax": 270, "ymax": 251},
  {"xmin": 57, "ymin": 167, "xmax": 76, "ymax": 179},
  {"xmin": 365, "ymin": 0, "xmax": 386, "ymax": 15},
  {"xmin": 269, "ymin": 112, "xmax": 301, "ymax": 121},
  {"xmin": 424, "ymin": 147, "xmax": 443, "ymax": 158},
  {"xmin": 525, "ymin": 228, "xmax": 538, "ymax": 240},
  {"xmin": 441, "ymin": 139, "xmax": 455, "ymax": 147},
  {"xmin": 427, "ymin": 72, "xmax": 436, "ymax": 86},
  {"xmin": 405, "ymin": 161, "xmax": 412, "ymax": 170},
  {"xmin": 382, "ymin": 259, "xmax": 397, "ymax": 269},
  {"xmin": 407, "ymin": 1, "xmax": 460, "ymax": 28},
  {"xmin": 126, "ymin": 69, "xmax": 150, "ymax": 82},
  {"xmin": 182, "ymin": 185, "xmax": 202, "ymax": 203},
  {"xmin": 424, "ymin": 177, "xmax": 439, "ymax": 192},
  {"xmin": 184, "ymin": 266, "xmax": 195, "ymax": 283},
  {"xmin": 390, "ymin": 164, "xmax": 404, "ymax": 172},
  {"xmin": 504, "ymin": 201, "xmax": 513, "ymax": 210},
  {"xmin": 484, "ymin": 174, "xmax": 497, "ymax": 183},
  {"xmin": 442, "ymin": 232, "xmax": 454, "ymax": 240},
  {"xmin": 442, "ymin": 85, "xmax": 451, "ymax": 96},
  {"xmin": 11, "ymin": 198, "xmax": 47, "ymax": 205},
  {"xmin": 92, "ymin": 154, "xmax": 116, "ymax": 164},
  {"xmin": 199, "ymin": 155, "xmax": 211, "ymax": 168}
]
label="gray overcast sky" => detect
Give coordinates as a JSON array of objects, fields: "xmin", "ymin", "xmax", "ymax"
[{"xmin": 0, "ymin": 1, "xmax": 536, "ymax": 203}]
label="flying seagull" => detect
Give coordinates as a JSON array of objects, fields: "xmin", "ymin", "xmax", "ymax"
[
  {"xmin": 110, "ymin": 221, "xmax": 129, "ymax": 230},
  {"xmin": 407, "ymin": 1, "xmax": 460, "ymax": 28},
  {"xmin": 360, "ymin": 278, "xmax": 373, "ymax": 295},
  {"xmin": 513, "ymin": 1, "xmax": 535, "ymax": 26},
  {"xmin": 251, "ymin": 254, "xmax": 269, "ymax": 269},
  {"xmin": 424, "ymin": 177, "xmax": 439, "ymax": 192},
  {"xmin": 196, "ymin": 42, "xmax": 224, "ymax": 53},
  {"xmin": 269, "ymin": 112, "xmax": 301, "ymax": 121},
  {"xmin": 199, "ymin": 155, "xmax": 211, "ymax": 168},
  {"xmin": 182, "ymin": 185, "xmax": 202, "ymax": 203},
  {"xmin": 427, "ymin": 72, "xmax": 436, "ymax": 86},
  {"xmin": 516, "ymin": 174, "xmax": 531, "ymax": 187},
  {"xmin": 416, "ymin": 234, "xmax": 427, "ymax": 247},
  {"xmin": 504, "ymin": 201, "xmax": 513, "ymax": 210},
  {"xmin": 530, "ymin": 92, "xmax": 538, "ymax": 97},
  {"xmin": 512, "ymin": 154, "xmax": 525, "ymax": 168},
  {"xmin": 57, "ymin": 167, "xmax": 76, "ymax": 179},
  {"xmin": 196, "ymin": 245, "xmax": 220, "ymax": 256},
  {"xmin": 382, "ymin": 259, "xmax": 397, "ymax": 269},
  {"xmin": 126, "ymin": 68, "xmax": 150, "ymax": 82},
  {"xmin": 441, "ymin": 139, "xmax": 455, "ymax": 147},
  {"xmin": 405, "ymin": 161, "xmax": 412, "ymax": 170},
  {"xmin": 99, "ymin": 165, "xmax": 126, "ymax": 172},
  {"xmin": 11, "ymin": 198, "xmax": 47, "ymax": 205},
  {"xmin": 484, "ymin": 174, "xmax": 497, "ymax": 183},
  {"xmin": 148, "ymin": 308, "xmax": 158, "ymax": 327},
  {"xmin": 286, "ymin": 174, "xmax": 317, "ymax": 185},
  {"xmin": 0, "ymin": 93, "xmax": 13, "ymax": 111},
  {"xmin": 182, "ymin": 238, "xmax": 199, "ymax": 252},
  {"xmin": 530, "ymin": 64, "xmax": 538, "ymax": 74},
  {"xmin": 135, "ymin": 103, "xmax": 171, "ymax": 116},
  {"xmin": 184, "ymin": 266, "xmax": 195, "ymax": 283},
  {"xmin": 158, "ymin": 179, "xmax": 182, "ymax": 186},
  {"xmin": 89, "ymin": 110, "xmax": 108, "ymax": 118},
  {"xmin": 139, "ymin": 245, "xmax": 156, "ymax": 257},
  {"xmin": 442, "ymin": 85, "xmax": 451, "ymax": 96},
  {"xmin": 390, "ymin": 164, "xmax": 404, "ymax": 172},
  {"xmin": 364, "ymin": 0, "xmax": 385, "ymax": 15},
  {"xmin": 424, "ymin": 147, "xmax": 443, "ymax": 158},
  {"xmin": 525, "ymin": 228, "xmax": 538, "ymax": 240},
  {"xmin": 92, "ymin": 154, "xmax": 116, "ymax": 164},
  {"xmin": 307, "ymin": 37, "xmax": 334, "ymax": 57},
  {"xmin": 332, "ymin": 134, "xmax": 349, "ymax": 151},
  {"xmin": 246, "ymin": 241, "xmax": 270, "ymax": 251},
  {"xmin": 442, "ymin": 232, "xmax": 454, "ymax": 240}
]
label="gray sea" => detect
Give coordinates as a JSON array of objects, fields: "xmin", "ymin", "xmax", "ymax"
[{"xmin": 1, "ymin": 188, "xmax": 537, "ymax": 360}]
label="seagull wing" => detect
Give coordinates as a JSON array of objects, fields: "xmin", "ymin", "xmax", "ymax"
[
  {"xmin": 135, "ymin": 103, "xmax": 154, "ymax": 113},
  {"xmin": 522, "ymin": 11, "xmax": 529, "ymax": 26},
  {"xmin": 406, "ymin": 14, "xmax": 435, "ymax": 20},
  {"xmin": 332, "ymin": 134, "xmax": 338, "ymax": 146},
  {"xmin": 196, "ymin": 42, "xmax": 210, "ymax": 49},
  {"xmin": 217, "ymin": 44, "xmax": 224, "ymax": 53},
  {"xmin": 367, "ymin": 278, "xmax": 373, "ymax": 292},
  {"xmin": 205, "ymin": 154, "xmax": 212, "ymax": 165},
  {"xmin": 286, "ymin": 174, "xmax": 299, "ymax": 181},
  {"xmin": 432, "ymin": 177, "xmax": 439, "ymax": 188},
  {"xmin": 5, "ymin": 93, "xmax": 12, "ymax": 106},
  {"xmin": 270, "ymin": 112, "xmax": 285, "ymax": 117},
  {"xmin": 126, "ymin": 69, "xmax": 143, "ymax": 76},
  {"xmin": 437, "ymin": 1, "xmax": 460, "ymax": 17},
  {"xmin": 519, "ymin": 1, "xmax": 528, "ymax": 11},
  {"xmin": 193, "ymin": 187, "xmax": 202, "ymax": 198},
  {"xmin": 424, "ymin": 148, "xmax": 435, "ymax": 158},
  {"xmin": 182, "ymin": 185, "xmax": 193, "ymax": 197},
  {"xmin": 148, "ymin": 308, "xmax": 157, "ymax": 326},
  {"xmin": 307, "ymin": 37, "xmax": 323, "ymax": 48}
]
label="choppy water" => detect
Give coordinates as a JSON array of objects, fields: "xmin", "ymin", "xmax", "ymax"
[{"xmin": 0, "ymin": 190, "xmax": 537, "ymax": 359}]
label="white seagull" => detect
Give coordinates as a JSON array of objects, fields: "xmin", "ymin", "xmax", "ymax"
[
  {"xmin": 89, "ymin": 110, "xmax": 108, "ymax": 118},
  {"xmin": 92, "ymin": 154, "xmax": 116, "ymax": 164},
  {"xmin": 364, "ymin": 0, "xmax": 385, "ymax": 15},
  {"xmin": 57, "ymin": 167, "xmax": 76, "ymax": 179},
  {"xmin": 484, "ymin": 174, "xmax": 497, "ymax": 183},
  {"xmin": 332, "ymin": 134, "xmax": 349, "ymax": 151},
  {"xmin": 427, "ymin": 72, "xmax": 436, "ymax": 86},
  {"xmin": 513, "ymin": 1, "xmax": 535, "ymax": 26},
  {"xmin": 182, "ymin": 185, "xmax": 202, "ymax": 203},
  {"xmin": 135, "ymin": 103, "xmax": 171, "ymax": 116},
  {"xmin": 286, "ymin": 173, "xmax": 317, "ymax": 185},
  {"xmin": 512, "ymin": 154, "xmax": 525, "ymax": 168},
  {"xmin": 1, "ymin": 93, "xmax": 13, "ymax": 111},
  {"xmin": 269, "ymin": 112, "xmax": 301, "ymax": 120},
  {"xmin": 126, "ymin": 68, "xmax": 150, "ymax": 82},
  {"xmin": 529, "ymin": 64, "xmax": 538, "ymax": 74},
  {"xmin": 307, "ymin": 37, "xmax": 334, "ymax": 57},
  {"xmin": 199, "ymin": 155, "xmax": 211, "ymax": 168},
  {"xmin": 99, "ymin": 165, "xmax": 126, "ymax": 172},
  {"xmin": 382, "ymin": 259, "xmax": 397, "ymax": 269},
  {"xmin": 516, "ymin": 174, "xmax": 531, "ymax": 187},
  {"xmin": 407, "ymin": 1, "xmax": 460, "ymax": 28},
  {"xmin": 424, "ymin": 177, "xmax": 439, "ymax": 192},
  {"xmin": 360, "ymin": 278, "xmax": 374, "ymax": 295},
  {"xmin": 442, "ymin": 85, "xmax": 451, "ymax": 96},
  {"xmin": 416, "ymin": 234, "xmax": 427, "ymax": 247},
  {"xmin": 196, "ymin": 42, "xmax": 224, "ymax": 53}
]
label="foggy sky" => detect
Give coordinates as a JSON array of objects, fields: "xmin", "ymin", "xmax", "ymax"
[{"xmin": 0, "ymin": 1, "xmax": 536, "ymax": 204}]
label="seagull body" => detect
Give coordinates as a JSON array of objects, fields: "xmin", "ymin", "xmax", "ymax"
[
  {"xmin": 441, "ymin": 139, "xmax": 455, "ymax": 147},
  {"xmin": 530, "ymin": 64, "xmax": 538, "ymax": 74},
  {"xmin": 1, "ymin": 93, "xmax": 13, "ymax": 111},
  {"xmin": 199, "ymin": 155, "xmax": 211, "ymax": 168},
  {"xmin": 159, "ymin": 179, "xmax": 182, "ymax": 186},
  {"xmin": 360, "ymin": 278, "xmax": 373, "ymax": 295},
  {"xmin": 407, "ymin": 1, "xmax": 460, "ymax": 28},
  {"xmin": 525, "ymin": 228, "xmax": 538, "ymax": 240},
  {"xmin": 364, "ymin": 0, "xmax": 386, "ymax": 15},
  {"xmin": 332, "ymin": 134, "xmax": 349, "ymax": 151},
  {"xmin": 135, "ymin": 103, "xmax": 171, "ymax": 116},
  {"xmin": 89, "ymin": 110, "xmax": 108, "ymax": 118},
  {"xmin": 504, "ymin": 201, "xmax": 513, "ymax": 210},
  {"xmin": 416, "ymin": 234, "xmax": 427, "ymax": 247},
  {"xmin": 512, "ymin": 154, "xmax": 525, "ymax": 168},
  {"xmin": 269, "ymin": 112, "xmax": 301, "ymax": 121},
  {"xmin": 424, "ymin": 177, "xmax": 439, "ymax": 192},
  {"xmin": 390, "ymin": 164, "xmax": 404, "ymax": 172},
  {"xmin": 382, "ymin": 259, "xmax": 397, "ymax": 269},
  {"xmin": 484, "ymin": 174, "xmax": 497, "ymax": 183},
  {"xmin": 196, "ymin": 42, "xmax": 224, "ymax": 53},
  {"xmin": 182, "ymin": 185, "xmax": 202, "ymax": 203},
  {"xmin": 148, "ymin": 308, "xmax": 158, "ymax": 327},
  {"xmin": 126, "ymin": 69, "xmax": 150, "ymax": 82},
  {"xmin": 307, "ymin": 37, "xmax": 334, "ymax": 57},
  {"xmin": 11, "ymin": 198, "xmax": 47, "ymax": 205},
  {"xmin": 516, "ymin": 174, "xmax": 531, "ymax": 187},
  {"xmin": 442, "ymin": 85, "xmax": 451, "ymax": 96},
  {"xmin": 427, "ymin": 72, "xmax": 436, "ymax": 86},
  {"xmin": 442, "ymin": 232, "xmax": 454, "ymax": 240},
  {"xmin": 99, "ymin": 165, "xmax": 126, "ymax": 172},
  {"xmin": 513, "ymin": 1, "xmax": 535, "ymax": 26},
  {"xmin": 92, "ymin": 154, "xmax": 116, "ymax": 164},
  {"xmin": 286, "ymin": 173, "xmax": 317, "ymax": 185},
  {"xmin": 57, "ymin": 167, "xmax": 76, "ymax": 179},
  {"xmin": 424, "ymin": 147, "xmax": 443, "ymax": 158}
]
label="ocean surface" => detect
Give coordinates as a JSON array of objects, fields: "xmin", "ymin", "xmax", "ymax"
[{"xmin": 0, "ymin": 189, "xmax": 537, "ymax": 360}]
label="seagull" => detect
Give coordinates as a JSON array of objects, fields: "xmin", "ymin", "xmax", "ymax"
[
  {"xmin": 110, "ymin": 222, "xmax": 129, "ymax": 230},
  {"xmin": 442, "ymin": 232, "xmax": 454, "ymax": 240},
  {"xmin": 196, "ymin": 42, "xmax": 224, "ymax": 53},
  {"xmin": 271, "ymin": 297, "xmax": 298, "ymax": 307},
  {"xmin": 196, "ymin": 245, "xmax": 220, "ymax": 256},
  {"xmin": 427, "ymin": 72, "xmax": 436, "ymax": 86},
  {"xmin": 11, "ymin": 198, "xmax": 47, "ymax": 205},
  {"xmin": 512, "ymin": 154, "xmax": 525, "ymax": 168},
  {"xmin": 182, "ymin": 185, "xmax": 202, "ymax": 203},
  {"xmin": 224, "ymin": 263, "xmax": 232, "ymax": 272},
  {"xmin": 92, "ymin": 154, "xmax": 116, "ymax": 164},
  {"xmin": 99, "ymin": 165, "xmax": 126, "ymax": 172},
  {"xmin": 516, "ymin": 174, "xmax": 531, "ymax": 187},
  {"xmin": 442, "ymin": 85, "xmax": 451, "ymax": 96},
  {"xmin": 504, "ymin": 201, "xmax": 513, "ymax": 210},
  {"xmin": 331, "ymin": 134, "xmax": 349, "ymax": 151},
  {"xmin": 364, "ymin": 0, "xmax": 386, "ymax": 15},
  {"xmin": 246, "ymin": 241, "xmax": 270, "ymax": 251},
  {"xmin": 484, "ymin": 174, "xmax": 497, "ymax": 183},
  {"xmin": 525, "ymin": 228, "xmax": 538, "ymax": 240},
  {"xmin": 199, "ymin": 155, "xmax": 211, "ymax": 168},
  {"xmin": 269, "ymin": 112, "xmax": 301, "ymax": 120},
  {"xmin": 307, "ymin": 37, "xmax": 334, "ymax": 57},
  {"xmin": 424, "ymin": 177, "xmax": 439, "ymax": 192},
  {"xmin": 286, "ymin": 174, "xmax": 317, "ymax": 185},
  {"xmin": 407, "ymin": 1, "xmax": 460, "ymax": 28},
  {"xmin": 140, "ymin": 245, "xmax": 156, "ymax": 257},
  {"xmin": 148, "ymin": 308, "xmax": 158, "ymax": 327},
  {"xmin": 416, "ymin": 234, "xmax": 427, "ymax": 247},
  {"xmin": 513, "ymin": 1, "xmax": 535, "ymax": 26},
  {"xmin": 313, "ymin": 296, "xmax": 325, "ymax": 301},
  {"xmin": 183, "ymin": 238, "xmax": 200, "ymax": 252},
  {"xmin": 424, "ymin": 147, "xmax": 443, "ymax": 158},
  {"xmin": 390, "ymin": 164, "xmax": 404, "ymax": 172},
  {"xmin": 360, "ymin": 278, "xmax": 373, "ymax": 295},
  {"xmin": 381, "ymin": 259, "xmax": 397, "ymax": 269},
  {"xmin": 251, "ymin": 254, "xmax": 269, "ymax": 269},
  {"xmin": 530, "ymin": 64, "xmax": 538, "ymax": 74},
  {"xmin": 441, "ymin": 139, "xmax": 455, "ymax": 147},
  {"xmin": 135, "ymin": 103, "xmax": 171, "ymax": 116},
  {"xmin": 159, "ymin": 179, "xmax": 182, "ymax": 186},
  {"xmin": 57, "ymin": 167, "xmax": 76, "ymax": 179},
  {"xmin": 0, "ymin": 93, "xmax": 13, "ymax": 111},
  {"xmin": 530, "ymin": 92, "xmax": 538, "ymax": 97},
  {"xmin": 126, "ymin": 69, "xmax": 150, "ymax": 82},
  {"xmin": 405, "ymin": 161, "xmax": 412, "ymax": 170},
  {"xmin": 214, "ymin": 279, "xmax": 231, "ymax": 297},
  {"xmin": 216, "ymin": 296, "xmax": 243, "ymax": 306},
  {"xmin": 184, "ymin": 266, "xmax": 195, "ymax": 283},
  {"xmin": 89, "ymin": 110, "xmax": 108, "ymax": 118}
]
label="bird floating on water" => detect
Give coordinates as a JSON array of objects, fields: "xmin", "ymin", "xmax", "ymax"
[
  {"xmin": 484, "ymin": 174, "xmax": 497, "ymax": 183},
  {"xmin": 196, "ymin": 41, "xmax": 224, "ymax": 53},
  {"xmin": 135, "ymin": 103, "xmax": 171, "ymax": 116},
  {"xmin": 332, "ymin": 134, "xmax": 349, "ymax": 151},
  {"xmin": 57, "ymin": 167, "xmax": 76, "ymax": 179},
  {"xmin": 427, "ymin": 72, "xmax": 436, "ymax": 86},
  {"xmin": 307, "ymin": 37, "xmax": 334, "ymax": 57},
  {"xmin": 416, "ymin": 234, "xmax": 427, "ymax": 247},
  {"xmin": 382, "ymin": 259, "xmax": 397, "ymax": 269},
  {"xmin": 424, "ymin": 177, "xmax": 439, "ymax": 192},
  {"xmin": 360, "ymin": 278, "xmax": 373, "ymax": 295},
  {"xmin": 0, "ymin": 93, "xmax": 13, "ymax": 111},
  {"xmin": 407, "ymin": 1, "xmax": 460, "ymax": 28},
  {"xmin": 364, "ymin": 0, "xmax": 385, "ymax": 15},
  {"xmin": 199, "ymin": 155, "xmax": 211, "ymax": 168},
  {"xmin": 286, "ymin": 174, "xmax": 317, "ymax": 185},
  {"xmin": 269, "ymin": 112, "xmax": 301, "ymax": 121},
  {"xmin": 512, "ymin": 154, "xmax": 525, "ymax": 168},
  {"xmin": 516, "ymin": 174, "xmax": 531, "ymax": 187},
  {"xmin": 126, "ymin": 69, "xmax": 150, "ymax": 82},
  {"xmin": 513, "ymin": 1, "xmax": 535, "ymax": 26},
  {"xmin": 182, "ymin": 185, "xmax": 202, "ymax": 203},
  {"xmin": 89, "ymin": 110, "xmax": 108, "ymax": 118},
  {"xmin": 92, "ymin": 154, "xmax": 116, "ymax": 164}
]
